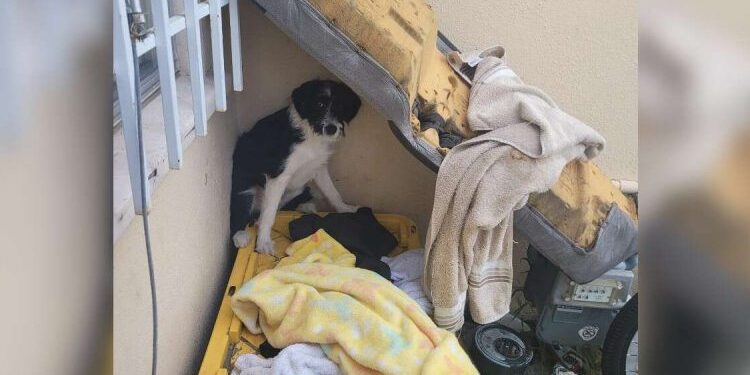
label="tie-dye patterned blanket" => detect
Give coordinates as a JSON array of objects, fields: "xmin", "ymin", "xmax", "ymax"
[{"xmin": 231, "ymin": 229, "xmax": 478, "ymax": 375}]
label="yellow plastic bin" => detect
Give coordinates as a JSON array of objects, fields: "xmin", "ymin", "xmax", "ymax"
[{"xmin": 198, "ymin": 211, "xmax": 421, "ymax": 375}]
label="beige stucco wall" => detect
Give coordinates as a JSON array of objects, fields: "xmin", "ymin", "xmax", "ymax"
[
  {"xmin": 428, "ymin": 0, "xmax": 638, "ymax": 181},
  {"xmin": 114, "ymin": 2, "xmax": 636, "ymax": 374},
  {"xmin": 230, "ymin": 5, "xmax": 439, "ymax": 234},
  {"xmin": 113, "ymin": 112, "xmax": 236, "ymax": 375}
]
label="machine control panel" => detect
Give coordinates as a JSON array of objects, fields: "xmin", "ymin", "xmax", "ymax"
[
  {"xmin": 571, "ymin": 281, "xmax": 616, "ymax": 303},
  {"xmin": 554, "ymin": 270, "xmax": 633, "ymax": 310}
]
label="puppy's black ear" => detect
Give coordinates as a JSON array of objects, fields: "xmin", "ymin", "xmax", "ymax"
[
  {"xmin": 334, "ymin": 82, "xmax": 361, "ymax": 124},
  {"xmin": 291, "ymin": 80, "xmax": 318, "ymax": 116}
]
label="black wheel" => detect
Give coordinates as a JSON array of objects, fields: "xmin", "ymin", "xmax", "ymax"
[{"xmin": 602, "ymin": 294, "xmax": 638, "ymax": 375}]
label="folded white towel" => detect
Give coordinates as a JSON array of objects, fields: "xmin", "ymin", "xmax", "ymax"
[
  {"xmin": 382, "ymin": 249, "xmax": 433, "ymax": 315},
  {"xmin": 231, "ymin": 343, "xmax": 341, "ymax": 375}
]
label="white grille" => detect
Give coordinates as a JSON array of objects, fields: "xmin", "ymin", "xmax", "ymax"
[{"xmin": 113, "ymin": 0, "xmax": 243, "ymax": 214}]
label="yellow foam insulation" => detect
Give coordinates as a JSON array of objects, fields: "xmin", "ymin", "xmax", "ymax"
[
  {"xmin": 528, "ymin": 161, "xmax": 638, "ymax": 249},
  {"xmin": 417, "ymin": 47, "xmax": 472, "ymax": 137},
  {"xmin": 421, "ymin": 128, "xmax": 440, "ymax": 147},
  {"xmin": 308, "ymin": 0, "xmax": 473, "ymax": 136}
]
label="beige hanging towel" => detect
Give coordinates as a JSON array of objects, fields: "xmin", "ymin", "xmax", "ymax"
[{"xmin": 425, "ymin": 47, "xmax": 606, "ymax": 331}]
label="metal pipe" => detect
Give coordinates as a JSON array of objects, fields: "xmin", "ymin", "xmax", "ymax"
[
  {"xmin": 126, "ymin": 0, "xmax": 149, "ymax": 40},
  {"xmin": 127, "ymin": 0, "xmax": 143, "ymax": 13},
  {"xmin": 125, "ymin": 3, "xmax": 158, "ymax": 374},
  {"xmin": 611, "ymin": 179, "xmax": 638, "ymax": 194}
]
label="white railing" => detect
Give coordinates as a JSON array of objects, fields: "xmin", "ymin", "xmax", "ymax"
[{"xmin": 113, "ymin": 0, "xmax": 243, "ymax": 214}]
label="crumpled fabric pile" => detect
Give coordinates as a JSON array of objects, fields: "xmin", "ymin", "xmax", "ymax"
[
  {"xmin": 231, "ymin": 229, "xmax": 478, "ymax": 374},
  {"xmin": 231, "ymin": 343, "xmax": 340, "ymax": 375}
]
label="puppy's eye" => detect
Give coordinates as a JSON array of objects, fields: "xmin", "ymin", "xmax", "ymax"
[{"xmin": 317, "ymin": 102, "xmax": 325, "ymax": 109}]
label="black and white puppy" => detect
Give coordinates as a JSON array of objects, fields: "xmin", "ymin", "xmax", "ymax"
[{"xmin": 230, "ymin": 79, "xmax": 362, "ymax": 254}]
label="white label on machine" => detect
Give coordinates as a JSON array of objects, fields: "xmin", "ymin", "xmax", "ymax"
[{"xmin": 572, "ymin": 279, "xmax": 617, "ymax": 303}]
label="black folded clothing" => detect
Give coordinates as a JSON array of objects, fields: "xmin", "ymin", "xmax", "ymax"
[
  {"xmin": 289, "ymin": 207, "xmax": 398, "ymax": 258},
  {"xmin": 289, "ymin": 207, "xmax": 397, "ymax": 279},
  {"xmin": 355, "ymin": 254, "xmax": 392, "ymax": 280},
  {"xmin": 258, "ymin": 340, "xmax": 281, "ymax": 358}
]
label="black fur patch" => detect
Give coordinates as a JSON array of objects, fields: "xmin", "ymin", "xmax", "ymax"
[
  {"xmin": 292, "ymin": 80, "xmax": 361, "ymax": 135},
  {"xmin": 230, "ymin": 108, "xmax": 303, "ymax": 234}
]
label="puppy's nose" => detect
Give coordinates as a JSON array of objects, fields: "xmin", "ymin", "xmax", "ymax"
[{"xmin": 324, "ymin": 124, "xmax": 338, "ymax": 135}]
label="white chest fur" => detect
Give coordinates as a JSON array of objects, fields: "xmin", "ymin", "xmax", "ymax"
[
  {"xmin": 281, "ymin": 135, "xmax": 335, "ymax": 191},
  {"xmin": 248, "ymin": 105, "xmax": 355, "ymax": 255}
]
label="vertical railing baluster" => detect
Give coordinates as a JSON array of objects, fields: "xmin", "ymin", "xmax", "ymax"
[
  {"xmin": 209, "ymin": 0, "xmax": 227, "ymax": 111},
  {"xmin": 151, "ymin": 0, "xmax": 183, "ymax": 169},
  {"xmin": 184, "ymin": 0, "xmax": 208, "ymax": 135},
  {"xmin": 229, "ymin": 0, "xmax": 243, "ymax": 91},
  {"xmin": 114, "ymin": 0, "xmax": 151, "ymax": 214}
]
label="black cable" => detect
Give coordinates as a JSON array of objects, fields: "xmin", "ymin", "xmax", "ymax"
[{"xmin": 127, "ymin": 8, "xmax": 158, "ymax": 375}]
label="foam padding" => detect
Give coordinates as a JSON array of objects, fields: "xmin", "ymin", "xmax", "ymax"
[
  {"xmin": 528, "ymin": 161, "xmax": 638, "ymax": 249},
  {"xmin": 307, "ymin": 0, "xmax": 472, "ymax": 136}
]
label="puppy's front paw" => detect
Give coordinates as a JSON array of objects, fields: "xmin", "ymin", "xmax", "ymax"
[
  {"xmin": 255, "ymin": 235, "xmax": 275, "ymax": 255},
  {"xmin": 337, "ymin": 203, "xmax": 359, "ymax": 213},
  {"xmin": 232, "ymin": 231, "xmax": 250, "ymax": 249}
]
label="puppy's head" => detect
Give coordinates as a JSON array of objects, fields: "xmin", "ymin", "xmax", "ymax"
[{"xmin": 291, "ymin": 80, "xmax": 361, "ymax": 138}]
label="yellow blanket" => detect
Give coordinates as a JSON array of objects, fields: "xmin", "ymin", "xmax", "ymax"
[
  {"xmin": 276, "ymin": 229, "xmax": 356, "ymax": 268},
  {"xmin": 231, "ymin": 230, "xmax": 478, "ymax": 375}
]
